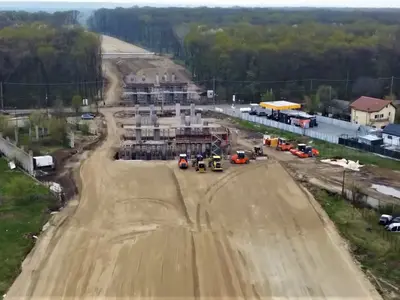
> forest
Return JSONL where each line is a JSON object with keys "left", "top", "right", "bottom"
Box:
{"left": 0, "top": 10, "right": 80, "bottom": 29}
{"left": 89, "top": 7, "right": 400, "bottom": 106}
{"left": 0, "top": 11, "right": 102, "bottom": 109}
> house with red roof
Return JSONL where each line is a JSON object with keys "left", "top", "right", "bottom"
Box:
{"left": 350, "top": 96, "right": 396, "bottom": 128}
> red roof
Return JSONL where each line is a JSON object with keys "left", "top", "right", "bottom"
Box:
{"left": 350, "top": 96, "right": 393, "bottom": 113}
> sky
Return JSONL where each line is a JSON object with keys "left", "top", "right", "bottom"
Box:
{"left": 1, "top": 0, "right": 400, "bottom": 8}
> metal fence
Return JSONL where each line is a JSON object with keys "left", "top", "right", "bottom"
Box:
{"left": 338, "top": 138, "right": 400, "bottom": 159}
{"left": 315, "top": 115, "right": 363, "bottom": 131}
{"left": 220, "top": 108, "right": 340, "bottom": 144}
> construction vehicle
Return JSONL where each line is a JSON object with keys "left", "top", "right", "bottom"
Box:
{"left": 253, "top": 146, "right": 264, "bottom": 156}
{"left": 290, "top": 144, "right": 306, "bottom": 156}
{"left": 192, "top": 154, "right": 204, "bottom": 167}
{"left": 178, "top": 154, "right": 189, "bottom": 169}
{"left": 208, "top": 155, "right": 223, "bottom": 171}
{"left": 248, "top": 146, "right": 268, "bottom": 160}
{"left": 264, "top": 136, "right": 279, "bottom": 147}
{"left": 293, "top": 145, "right": 319, "bottom": 158}
{"left": 230, "top": 150, "right": 250, "bottom": 164}
{"left": 276, "top": 138, "right": 294, "bottom": 151}
{"left": 196, "top": 161, "right": 207, "bottom": 172}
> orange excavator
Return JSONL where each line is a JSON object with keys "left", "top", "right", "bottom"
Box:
{"left": 178, "top": 153, "right": 189, "bottom": 169}
{"left": 276, "top": 138, "right": 294, "bottom": 151}
{"left": 230, "top": 150, "right": 250, "bottom": 164}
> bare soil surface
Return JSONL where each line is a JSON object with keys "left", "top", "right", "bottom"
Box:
{"left": 218, "top": 115, "right": 400, "bottom": 205}
{"left": 5, "top": 37, "right": 382, "bottom": 300}
{"left": 102, "top": 34, "right": 200, "bottom": 102}
{"left": 101, "top": 35, "right": 151, "bottom": 54}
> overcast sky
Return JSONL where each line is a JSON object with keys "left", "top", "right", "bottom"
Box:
{"left": 3, "top": 0, "right": 400, "bottom": 8}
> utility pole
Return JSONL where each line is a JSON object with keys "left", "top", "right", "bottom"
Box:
{"left": 345, "top": 70, "right": 349, "bottom": 99}
{"left": 390, "top": 76, "right": 394, "bottom": 96}
{"left": 0, "top": 81, "right": 3, "bottom": 110}
{"left": 310, "top": 79, "right": 313, "bottom": 92}
{"left": 45, "top": 93, "right": 49, "bottom": 115}
{"left": 212, "top": 77, "right": 216, "bottom": 107}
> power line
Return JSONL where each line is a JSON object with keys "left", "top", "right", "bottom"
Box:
{"left": 2, "top": 76, "right": 400, "bottom": 86}
{"left": 215, "top": 77, "right": 397, "bottom": 84}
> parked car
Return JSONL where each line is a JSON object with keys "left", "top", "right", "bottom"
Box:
{"left": 379, "top": 214, "right": 400, "bottom": 226}
{"left": 81, "top": 113, "right": 95, "bottom": 120}
{"left": 385, "top": 222, "right": 400, "bottom": 232}
{"left": 379, "top": 214, "right": 393, "bottom": 225}
{"left": 257, "top": 111, "right": 267, "bottom": 117}
{"left": 240, "top": 107, "right": 251, "bottom": 113}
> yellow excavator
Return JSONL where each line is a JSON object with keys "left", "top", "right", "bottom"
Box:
{"left": 208, "top": 155, "right": 223, "bottom": 171}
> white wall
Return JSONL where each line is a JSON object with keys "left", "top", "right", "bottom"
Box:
{"left": 383, "top": 133, "right": 400, "bottom": 146}
{"left": 0, "top": 133, "right": 34, "bottom": 175}
{"left": 220, "top": 108, "right": 339, "bottom": 144}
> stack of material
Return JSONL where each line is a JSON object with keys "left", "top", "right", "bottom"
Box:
{"left": 320, "top": 158, "right": 363, "bottom": 171}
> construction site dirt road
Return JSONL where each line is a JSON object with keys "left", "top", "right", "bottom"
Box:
{"left": 6, "top": 36, "right": 382, "bottom": 300}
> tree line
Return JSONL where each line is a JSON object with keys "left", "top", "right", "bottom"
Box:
{"left": 88, "top": 7, "right": 400, "bottom": 109}
{"left": 0, "top": 19, "right": 102, "bottom": 109}
{"left": 88, "top": 7, "right": 400, "bottom": 58}
{"left": 184, "top": 22, "right": 400, "bottom": 104}
{"left": 0, "top": 10, "right": 80, "bottom": 29}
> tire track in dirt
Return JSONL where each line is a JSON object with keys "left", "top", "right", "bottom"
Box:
{"left": 190, "top": 234, "right": 201, "bottom": 300}
{"left": 195, "top": 162, "right": 269, "bottom": 233}
{"left": 169, "top": 167, "right": 193, "bottom": 227}
{"left": 207, "top": 163, "right": 268, "bottom": 204}
{"left": 116, "top": 197, "right": 179, "bottom": 210}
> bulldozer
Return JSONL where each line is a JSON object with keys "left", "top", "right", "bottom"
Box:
{"left": 230, "top": 150, "right": 250, "bottom": 164}
{"left": 178, "top": 153, "right": 189, "bottom": 169}
{"left": 208, "top": 155, "right": 223, "bottom": 171}
{"left": 276, "top": 138, "right": 294, "bottom": 151}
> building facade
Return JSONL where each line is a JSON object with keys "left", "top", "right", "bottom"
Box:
{"left": 350, "top": 96, "right": 396, "bottom": 128}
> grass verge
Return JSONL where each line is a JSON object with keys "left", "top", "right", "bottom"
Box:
{"left": 0, "top": 158, "right": 53, "bottom": 295}
{"left": 232, "top": 118, "right": 400, "bottom": 170}
{"left": 310, "top": 187, "right": 400, "bottom": 296}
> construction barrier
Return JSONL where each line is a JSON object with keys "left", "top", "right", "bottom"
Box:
{"left": 218, "top": 108, "right": 341, "bottom": 144}
{"left": 0, "top": 133, "right": 34, "bottom": 175}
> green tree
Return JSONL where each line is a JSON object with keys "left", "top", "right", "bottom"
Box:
{"left": 261, "top": 89, "right": 275, "bottom": 102}
{"left": 0, "top": 115, "right": 10, "bottom": 132}
{"left": 0, "top": 25, "right": 101, "bottom": 109}
{"left": 48, "top": 118, "right": 68, "bottom": 145}
{"left": 316, "top": 85, "right": 337, "bottom": 115}
{"left": 53, "top": 97, "right": 65, "bottom": 117}
{"left": 304, "top": 95, "right": 320, "bottom": 114}
{"left": 71, "top": 95, "right": 82, "bottom": 114}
